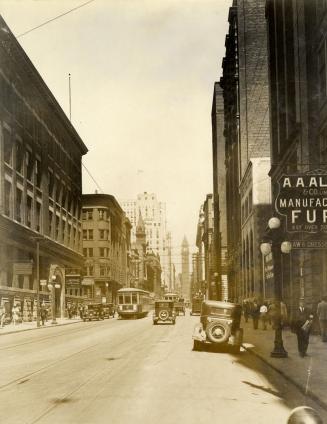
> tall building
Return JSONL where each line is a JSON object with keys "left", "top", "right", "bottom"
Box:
{"left": 202, "top": 195, "right": 216, "bottom": 299}
{"left": 181, "top": 236, "right": 190, "bottom": 300}
{"left": 220, "top": 0, "right": 271, "bottom": 301}
{"left": 121, "top": 192, "right": 171, "bottom": 289}
{"left": 211, "top": 82, "right": 228, "bottom": 300}
{"left": 0, "top": 16, "right": 88, "bottom": 320}
{"left": 82, "top": 194, "right": 131, "bottom": 303}
{"left": 265, "top": 0, "right": 327, "bottom": 311}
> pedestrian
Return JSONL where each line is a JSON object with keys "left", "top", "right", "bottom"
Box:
{"left": 260, "top": 302, "right": 268, "bottom": 330}
{"left": 0, "top": 304, "right": 6, "bottom": 328}
{"left": 251, "top": 300, "right": 260, "bottom": 330}
{"left": 243, "top": 301, "right": 250, "bottom": 323}
{"left": 316, "top": 295, "right": 327, "bottom": 342}
{"left": 67, "top": 304, "right": 72, "bottom": 319}
{"left": 291, "top": 299, "right": 313, "bottom": 357}
{"left": 40, "top": 303, "right": 47, "bottom": 326}
{"left": 12, "top": 304, "right": 20, "bottom": 326}
{"left": 287, "top": 406, "right": 323, "bottom": 424}
{"left": 79, "top": 304, "right": 84, "bottom": 320}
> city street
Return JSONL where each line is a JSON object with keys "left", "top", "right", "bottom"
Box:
{"left": 1, "top": 313, "right": 326, "bottom": 424}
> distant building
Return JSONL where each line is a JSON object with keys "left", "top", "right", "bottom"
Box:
{"left": 181, "top": 236, "right": 190, "bottom": 300}
{"left": 81, "top": 194, "right": 131, "bottom": 303}
{"left": 0, "top": 16, "right": 88, "bottom": 320}
{"left": 121, "top": 192, "right": 172, "bottom": 290}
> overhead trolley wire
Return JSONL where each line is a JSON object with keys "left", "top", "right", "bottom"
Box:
{"left": 17, "top": 0, "right": 96, "bottom": 39}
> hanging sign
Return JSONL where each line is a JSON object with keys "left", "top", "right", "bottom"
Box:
{"left": 275, "top": 171, "right": 327, "bottom": 233}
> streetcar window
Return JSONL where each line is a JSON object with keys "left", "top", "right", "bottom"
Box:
{"left": 132, "top": 294, "right": 137, "bottom": 304}
{"left": 118, "top": 295, "right": 124, "bottom": 304}
{"left": 124, "top": 295, "right": 131, "bottom": 304}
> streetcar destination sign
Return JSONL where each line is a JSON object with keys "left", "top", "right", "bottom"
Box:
{"left": 275, "top": 172, "right": 327, "bottom": 233}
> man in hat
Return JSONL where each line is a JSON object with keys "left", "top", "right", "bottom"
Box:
{"left": 291, "top": 299, "right": 313, "bottom": 357}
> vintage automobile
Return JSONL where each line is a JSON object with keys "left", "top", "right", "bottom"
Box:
{"left": 192, "top": 300, "right": 243, "bottom": 353}
{"left": 190, "top": 296, "right": 203, "bottom": 315}
{"left": 102, "top": 303, "right": 116, "bottom": 319}
{"left": 153, "top": 300, "right": 176, "bottom": 325}
{"left": 83, "top": 303, "right": 105, "bottom": 321}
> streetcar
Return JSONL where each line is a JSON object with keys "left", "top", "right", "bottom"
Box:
{"left": 117, "top": 288, "right": 152, "bottom": 319}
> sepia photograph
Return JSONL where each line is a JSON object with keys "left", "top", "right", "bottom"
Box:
{"left": 0, "top": 0, "right": 327, "bottom": 422}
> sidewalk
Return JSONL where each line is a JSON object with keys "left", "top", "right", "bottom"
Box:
{"left": 0, "top": 317, "right": 82, "bottom": 336}
{"left": 242, "top": 319, "right": 327, "bottom": 409}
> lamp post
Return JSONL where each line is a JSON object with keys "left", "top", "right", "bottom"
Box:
{"left": 105, "top": 282, "right": 109, "bottom": 303}
{"left": 48, "top": 275, "right": 60, "bottom": 325}
{"left": 260, "top": 217, "right": 291, "bottom": 358}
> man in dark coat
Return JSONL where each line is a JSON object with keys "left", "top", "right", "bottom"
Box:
{"left": 251, "top": 300, "right": 260, "bottom": 330}
{"left": 291, "top": 299, "right": 313, "bottom": 357}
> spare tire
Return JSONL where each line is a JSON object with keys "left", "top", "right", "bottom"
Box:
{"left": 159, "top": 310, "right": 169, "bottom": 321}
{"left": 206, "top": 321, "right": 230, "bottom": 344}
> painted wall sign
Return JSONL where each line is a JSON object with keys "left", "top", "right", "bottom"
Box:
{"left": 275, "top": 171, "right": 327, "bottom": 233}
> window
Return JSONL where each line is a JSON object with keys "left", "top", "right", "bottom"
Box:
{"left": 83, "top": 248, "right": 87, "bottom": 257}
{"left": 124, "top": 295, "right": 131, "bottom": 304}
{"left": 55, "top": 178, "right": 61, "bottom": 203}
{"left": 4, "top": 129, "right": 12, "bottom": 166}
{"left": 132, "top": 294, "right": 137, "bottom": 304}
{"left": 82, "top": 211, "right": 87, "bottom": 220}
{"left": 88, "top": 210, "right": 93, "bottom": 220}
{"left": 35, "top": 159, "right": 41, "bottom": 188}
{"left": 88, "top": 266, "right": 94, "bottom": 276}
{"left": 99, "top": 229, "right": 105, "bottom": 239}
{"left": 16, "top": 189, "right": 22, "bottom": 222}
{"left": 119, "top": 295, "right": 124, "bottom": 304}
{"left": 26, "top": 196, "right": 32, "bottom": 228}
{"left": 16, "top": 142, "right": 24, "bottom": 174}
{"left": 36, "top": 202, "right": 41, "bottom": 232}
{"left": 99, "top": 247, "right": 105, "bottom": 257}
{"left": 4, "top": 180, "right": 12, "bottom": 217}
{"left": 49, "top": 211, "right": 53, "bottom": 235}
{"left": 88, "top": 248, "right": 93, "bottom": 257}
{"left": 88, "top": 229, "right": 93, "bottom": 240}
{"left": 100, "top": 266, "right": 106, "bottom": 276}
{"left": 98, "top": 209, "right": 105, "bottom": 220}
{"left": 48, "top": 171, "right": 54, "bottom": 197}
{"left": 26, "top": 150, "right": 34, "bottom": 181}
{"left": 83, "top": 230, "right": 87, "bottom": 240}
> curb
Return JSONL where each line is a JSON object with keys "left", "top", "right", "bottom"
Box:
{"left": 242, "top": 343, "right": 327, "bottom": 411}
{"left": 0, "top": 319, "right": 82, "bottom": 336}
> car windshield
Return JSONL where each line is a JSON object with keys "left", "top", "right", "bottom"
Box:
{"left": 156, "top": 302, "right": 172, "bottom": 308}
{"left": 207, "top": 307, "right": 233, "bottom": 317}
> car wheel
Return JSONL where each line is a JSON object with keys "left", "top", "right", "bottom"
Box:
{"left": 193, "top": 340, "right": 202, "bottom": 351}
{"left": 173, "top": 320, "right": 176, "bottom": 325}
{"left": 153, "top": 321, "right": 158, "bottom": 325}
{"left": 190, "top": 312, "right": 193, "bottom": 316}
{"left": 206, "top": 321, "right": 230, "bottom": 344}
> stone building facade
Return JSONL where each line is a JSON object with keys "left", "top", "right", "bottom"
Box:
{"left": 81, "top": 194, "right": 131, "bottom": 304}
{"left": 0, "top": 16, "right": 88, "bottom": 320}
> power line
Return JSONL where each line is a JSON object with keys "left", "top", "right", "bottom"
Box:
{"left": 82, "top": 162, "right": 104, "bottom": 194}
{"left": 17, "top": 0, "right": 96, "bottom": 39}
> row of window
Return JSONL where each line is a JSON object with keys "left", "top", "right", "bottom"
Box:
{"left": 82, "top": 209, "right": 108, "bottom": 221}
{"left": 82, "top": 229, "right": 110, "bottom": 241}
{"left": 83, "top": 247, "right": 110, "bottom": 258}
{"left": 241, "top": 189, "right": 253, "bottom": 223}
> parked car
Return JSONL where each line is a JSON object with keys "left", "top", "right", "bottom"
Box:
{"left": 192, "top": 300, "right": 243, "bottom": 353}
{"left": 153, "top": 300, "right": 176, "bottom": 325}
{"left": 190, "top": 296, "right": 203, "bottom": 315}
{"left": 83, "top": 303, "right": 104, "bottom": 321}
{"left": 102, "top": 303, "right": 115, "bottom": 319}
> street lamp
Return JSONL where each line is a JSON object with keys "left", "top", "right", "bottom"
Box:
{"left": 48, "top": 275, "right": 60, "bottom": 325}
{"left": 260, "top": 216, "right": 291, "bottom": 358}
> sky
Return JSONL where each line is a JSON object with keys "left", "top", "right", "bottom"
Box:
{"left": 1, "top": 0, "right": 231, "bottom": 264}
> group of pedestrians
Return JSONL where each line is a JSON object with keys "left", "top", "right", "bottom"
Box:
{"left": 243, "top": 299, "right": 287, "bottom": 331}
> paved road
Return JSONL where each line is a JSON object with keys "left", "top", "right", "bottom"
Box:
{"left": 0, "top": 313, "right": 326, "bottom": 424}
